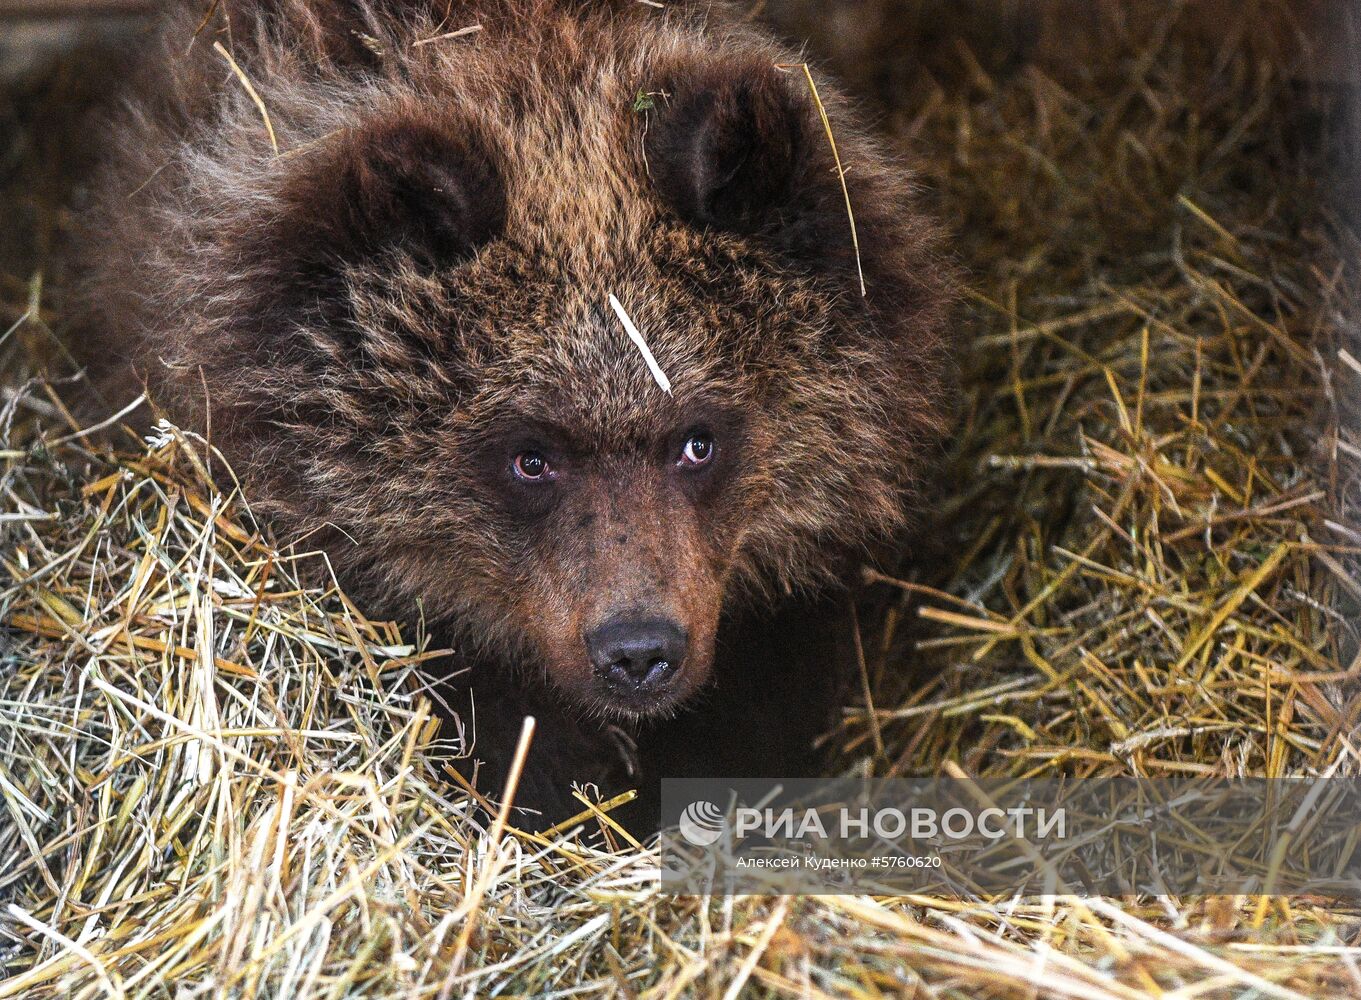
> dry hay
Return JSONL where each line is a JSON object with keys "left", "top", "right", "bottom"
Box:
{"left": 2, "top": 4, "right": 1360, "bottom": 997}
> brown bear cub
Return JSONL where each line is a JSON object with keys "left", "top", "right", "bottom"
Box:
{"left": 73, "top": 0, "right": 956, "bottom": 829}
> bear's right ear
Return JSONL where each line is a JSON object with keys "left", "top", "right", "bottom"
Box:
{"left": 246, "top": 111, "right": 505, "bottom": 336}
{"left": 280, "top": 113, "right": 506, "bottom": 268}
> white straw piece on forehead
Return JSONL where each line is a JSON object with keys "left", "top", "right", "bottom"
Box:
{"left": 608, "top": 293, "right": 673, "bottom": 395}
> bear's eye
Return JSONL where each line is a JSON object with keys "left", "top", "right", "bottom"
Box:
{"left": 513, "top": 451, "right": 552, "bottom": 481}
{"left": 680, "top": 432, "right": 715, "bottom": 467}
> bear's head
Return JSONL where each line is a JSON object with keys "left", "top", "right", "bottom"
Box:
{"left": 175, "top": 12, "right": 955, "bottom": 718}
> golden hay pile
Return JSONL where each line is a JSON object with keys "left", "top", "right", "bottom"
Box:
{"left": 2, "top": 5, "right": 1360, "bottom": 998}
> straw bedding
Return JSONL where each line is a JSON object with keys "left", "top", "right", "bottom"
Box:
{"left": 2, "top": 3, "right": 1359, "bottom": 997}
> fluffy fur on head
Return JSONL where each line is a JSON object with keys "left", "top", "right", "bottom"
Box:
{"left": 73, "top": 0, "right": 956, "bottom": 714}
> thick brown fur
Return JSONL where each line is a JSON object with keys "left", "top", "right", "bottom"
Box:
{"left": 71, "top": 0, "right": 957, "bottom": 829}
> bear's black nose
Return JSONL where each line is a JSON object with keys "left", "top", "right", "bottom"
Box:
{"left": 587, "top": 617, "right": 688, "bottom": 691}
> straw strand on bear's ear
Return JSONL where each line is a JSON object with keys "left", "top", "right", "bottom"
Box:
{"left": 777, "top": 61, "right": 865, "bottom": 296}
{"left": 213, "top": 42, "right": 279, "bottom": 156}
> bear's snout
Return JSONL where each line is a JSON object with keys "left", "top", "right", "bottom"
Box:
{"left": 586, "top": 616, "right": 689, "bottom": 703}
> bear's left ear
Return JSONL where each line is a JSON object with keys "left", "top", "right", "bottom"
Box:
{"left": 643, "top": 60, "right": 810, "bottom": 233}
